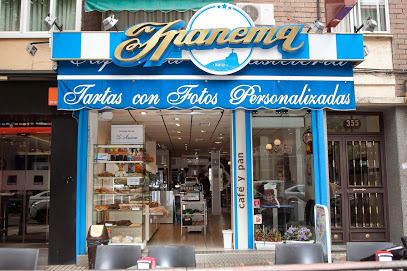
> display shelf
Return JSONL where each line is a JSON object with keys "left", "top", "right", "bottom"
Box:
{"left": 96, "top": 144, "right": 144, "bottom": 148}
{"left": 92, "top": 143, "right": 156, "bottom": 246}
{"left": 181, "top": 200, "right": 207, "bottom": 235}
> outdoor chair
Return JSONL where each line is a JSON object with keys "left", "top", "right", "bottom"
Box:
{"left": 94, "top": 245, "right": 142, "bottom": 269}
{"left": 275, "top": 243, "right": 324, "bottom": 265}
{"left": 148, "top": 245, "right": 196, "bottom": 268}
{"left": 0, "top": 248, "right": 39, "bottom": 270}
{"left": 346, "top": 242, "right": 394, "bottom": 261}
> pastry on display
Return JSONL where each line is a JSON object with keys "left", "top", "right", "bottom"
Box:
{"left": 116, "top": 220, "right": 132, "bottom": 226}
{"left": 94, "top": 205, "right": 109, "bottom": 211}
{"left": 94, "top": 187, "right": 115, "bottom": 194}
{"left": 97, "top": 171, "right": 115, "bottom": 177}
{"left": 108, "top": 203, "right": 119, "bottom": 209}
{"left": 111, "top": 234, "right": 124, "bottom": 243}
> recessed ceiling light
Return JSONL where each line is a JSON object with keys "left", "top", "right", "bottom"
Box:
{"left": 140, "top": 111, "right": 147, "bottom": 115}
{"left": 175, "top": 123, "right": 181, "bottom": 126}
{"left": 218, "top": 136, "right": 224, "bottom": 139}
{"left": 174, "top": 117, "right": 181, "bottom": 121}
{"left": 176, "top": 131, "right": 182, "bottom": 133}
{"left": 201, "top": 130, "right": 206, "bottom": 133}
{"left": 185, "top": 143, "right": 188, "bottom": 145}
{"left": 215, "top": 141, "right": 222, "bottom": 144}
{"left": 219, "top": 133, "right": 223, "bottom": 136}
{"left": 178, "top": 137, "right": 182, "bottom": 140}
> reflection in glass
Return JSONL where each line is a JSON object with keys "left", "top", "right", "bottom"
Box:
{"left": 0, "top": 0, "right": 21, "bottom": 31}
{"left": 350, "top": 192, "right": 384, "bottom": 228}
{"left": 330, "top": 194, "right": 342, "bottom": 227}
{"left": 252, "top": 111, "right": 314, "bottom": 238}
{"left": 328, "top": 141, "right": 341, "bottom": 186}
{"left": 29, "top": 0, "right": 50, "bottom": 31}
{"left": 0, "top": 134, "right": 51, "bottom": 243}
{"left": 347, "top": 141, "right": 381, "bottom": 187}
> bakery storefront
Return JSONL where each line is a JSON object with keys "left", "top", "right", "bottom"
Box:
{"left": 51, "top": 3, "right": 364, "bottom": 259}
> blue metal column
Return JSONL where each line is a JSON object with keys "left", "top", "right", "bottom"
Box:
{"left": 245, "top": 111, "right": 254, "bottom": 249}
{"left": 311, "top": 110, "right": 328, "bottom": 206}
{"left": 76, "top": 109, "right": 88, "bottom": 258}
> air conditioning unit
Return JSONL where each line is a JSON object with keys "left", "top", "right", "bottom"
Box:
{"left": 237, "top": 3, "right": 275, "bottom": 26}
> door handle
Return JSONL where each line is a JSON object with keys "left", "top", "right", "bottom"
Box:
{"left": 352, "top": 188, "right": 366, "bottom": 192}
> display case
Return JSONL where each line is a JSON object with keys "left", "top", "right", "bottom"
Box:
{"left": 92, "top": 144, "right": 153, "bottom": 248}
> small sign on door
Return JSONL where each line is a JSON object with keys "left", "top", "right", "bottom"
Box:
{"left": 254, "top": 214, "right": 262, "bottom": 224}
{"left": 254, "top": 199, "right": 260, "bottom": 208}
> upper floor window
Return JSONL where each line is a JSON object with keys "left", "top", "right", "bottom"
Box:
{"left": 0, "top": 0, "right": 80, "bottom": 37}
{"left": 333, "top": 0, "right": 390, "bottom": 33}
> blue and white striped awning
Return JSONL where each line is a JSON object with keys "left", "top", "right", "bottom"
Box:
{"left": 51, "top": 32, "right": 364, "bottom": 63}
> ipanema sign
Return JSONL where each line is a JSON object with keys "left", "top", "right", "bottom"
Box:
{"left": 113, "top": 3, "right": 305, "bottom": 75}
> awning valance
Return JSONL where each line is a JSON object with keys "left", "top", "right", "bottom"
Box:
{"left": 85, "top": 0, "right": 234, "bottom": 12}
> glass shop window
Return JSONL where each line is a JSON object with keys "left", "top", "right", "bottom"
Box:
{"left": 252, "top": 110, "right": 315, "bottom": 242}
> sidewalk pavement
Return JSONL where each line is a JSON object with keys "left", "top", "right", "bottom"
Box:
{"left": 38, "top": 248, "right": 347, "bottom": 270}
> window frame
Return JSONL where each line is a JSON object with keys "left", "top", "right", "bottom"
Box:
{"left": 354, "top": 0, "right": 390, "bottom": 33}
{"left": 333, "top": 0, "right": 390, "bottom": 33}
{"left": 0, "top": 0, "right": 82, "bottom": 38}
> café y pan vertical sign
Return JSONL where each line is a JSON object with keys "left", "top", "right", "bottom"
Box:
{"left": 52, "top": 3, "right": 364, "bottom": 111}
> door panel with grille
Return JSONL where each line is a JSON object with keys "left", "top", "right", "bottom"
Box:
{"left": 328, "top": 137, "right": 387, "bottom": 243}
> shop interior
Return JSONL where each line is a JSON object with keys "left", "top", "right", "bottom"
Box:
{"left": 92, "top": 109, "right": 314, "bottom": 251}
{"left": 0, "top": 110, "right": 314, "bottom": 250}
{"left": 92, "top": 109, "right": 232, "bottom": 251}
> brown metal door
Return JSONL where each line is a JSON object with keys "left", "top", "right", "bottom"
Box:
{"left": 328, "top": 136, "right": 388, "bottom": 243}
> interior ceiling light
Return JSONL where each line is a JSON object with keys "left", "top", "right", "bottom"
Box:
{"left": 174, "top": 117, "right": 181, "bottom": 121}
{"left": 176, "top": 131, "right": 182, "bottom": 133}
{"left": 140, "top": 111, "right": 147, "bottom": 115}
{"left": 266, "top": 143, "right": 272, "bottom": 150}
{"left": 199, "top": 122, "right": 210, "bottom": 126}
{"left": 228, "top": 161, "right": 231, "bottom": 165}
{"left": 274, "top": 139, "right": 281, "bottom": 146}
{"left": 201, "top": 130, "right": 206, "bottom": 133}
{"left": 175, "top": 123, "right": 181, "bottom": 126}
{"left": 103, "top": 14, "right": 118, "bottom": 31}
{"left": 218, "top": 136, "right": 224, "bottom": 139}
{"left": 215, "top": 141, "right": 222, "bottom": 144}
{"left": 178, "top": 137, "right": 182, "bottom": 140}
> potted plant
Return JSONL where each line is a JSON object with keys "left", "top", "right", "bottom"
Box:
{"left": 283, "top": 226, "right": 313, "bottom": 243}
{"left": 254, "top": 228, "right": 283, "bottom": 250}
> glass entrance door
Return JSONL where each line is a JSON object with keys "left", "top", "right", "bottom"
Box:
{"left": 0, "top": 135, "right": 51, "bottom": 244}
{"left": 328, "top": 136, "right": 387, "bottom": 243}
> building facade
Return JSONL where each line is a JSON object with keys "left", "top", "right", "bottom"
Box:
{"left": 0, "top": 0, "right": 406, "bottom": 265}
